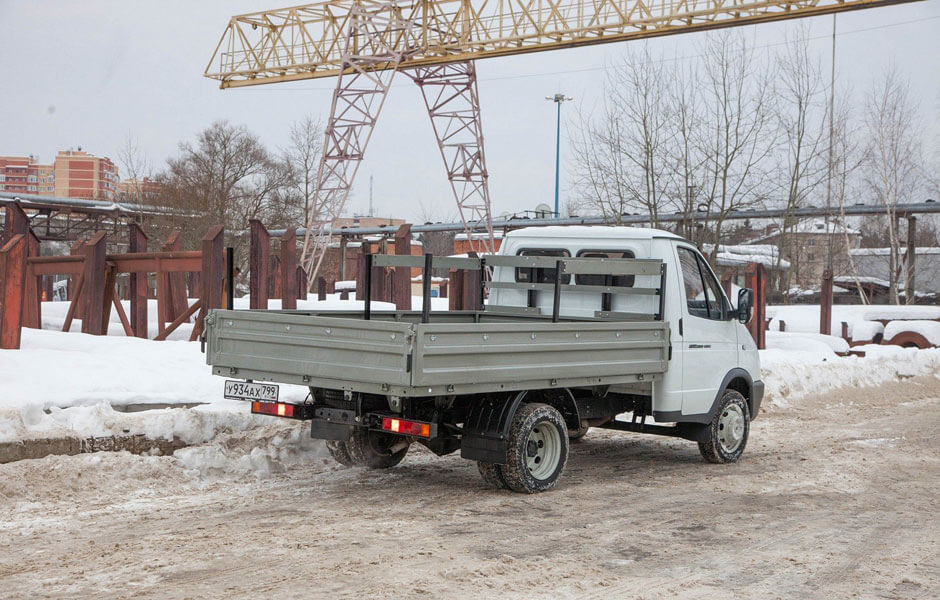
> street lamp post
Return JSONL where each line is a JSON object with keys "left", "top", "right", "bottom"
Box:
{"left": 546, "top": 93, "right": 573, "bottom": 218}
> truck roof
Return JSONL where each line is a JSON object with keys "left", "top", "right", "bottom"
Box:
{"left": 505, "top": 225, "right": 683, "bottom": 241}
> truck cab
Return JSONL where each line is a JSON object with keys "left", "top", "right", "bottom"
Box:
{"left": 491, "top": 226, "right": 762, "bottom": 426}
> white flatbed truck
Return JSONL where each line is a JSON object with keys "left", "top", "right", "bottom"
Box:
{"left": 205, "top": 227, "right": 763, "bottom": 493}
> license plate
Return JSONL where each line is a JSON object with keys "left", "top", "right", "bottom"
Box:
{"left": 224, "top": 380, "right": 279, "bottom": 402}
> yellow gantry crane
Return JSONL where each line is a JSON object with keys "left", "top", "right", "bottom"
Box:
{"left": 205, "top": 0, "right": 917, "bottom": 280}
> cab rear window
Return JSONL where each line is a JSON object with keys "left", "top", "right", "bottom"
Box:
{"left": 575, "top": 250, "right": 635, "bottom": 287}
{"left": 514, "top": 249, "right": 571, "bottom": 284}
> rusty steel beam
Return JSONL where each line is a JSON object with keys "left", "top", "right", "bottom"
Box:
{"left": 745, "top": 262, "right": 767, "bottom": 350}
{"left": 191, "top": 225, "right": 225, "bottom": 342}
{"left": 161, "top": 232, "right": 188, "bottom": 324}
{"left": 62, "top": 274, "right": 84, "bottom": 333}
{"left": 128, "top": 223, "right": 149, "bottom": 339}
{"left": 393, "top": 223, "right": 412, "bottom": 310}
{"left": 820, "top": 269, "right": 833, "bottom": 335}
{"left": 281, "top": 228, "right": 298, "bottom": 310}
{"left": 23, "top": 229, "right": 42, "bottom": 329}
{"left": 80, "top": 232, "right": 108, "bottom": 336}
{"left": 249, "top": 220, "right": 270, "bottom": 310}
{"left": 0, "top": 234, "right": 28, "bottom": 349}
{"left": 108, "top": 252, "right": 203, "bottom": 273}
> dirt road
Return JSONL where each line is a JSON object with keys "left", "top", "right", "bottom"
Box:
{"left": 1, "top": 375, "right": 938, "bottom": 599}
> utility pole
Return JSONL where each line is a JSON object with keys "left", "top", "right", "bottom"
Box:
{"left": 824, "top": 14, "right": 837, "bottom": 271}
{"left": 546, "top": 93, "right": 573, "bottom": 218}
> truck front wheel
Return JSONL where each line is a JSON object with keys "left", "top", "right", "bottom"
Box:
{"left": 698, "top": 390, "right": 750, "bottom": 464}
{"left": 346, "top": 429, "right": 410, "bottom": 469}
{"left": 501, "top": 403, "right": 569, "bottom": 493}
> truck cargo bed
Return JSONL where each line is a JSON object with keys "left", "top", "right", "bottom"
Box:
{"left": 205, "top": 309, "right": 670, "bottom": 397}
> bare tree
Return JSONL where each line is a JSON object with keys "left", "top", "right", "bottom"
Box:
{"left": 117, "top": 133, "right": 154, "bottom": 204}
{"left": 772, "top": 27, "right": 828, "bottom": 298}
{"left": 284, "top": 116, "right": 324, "bottom": 226}
{"left": 157, "top": 120, "right": 293, "bottom": 262}
{"left": 666, "top": 58, "right": 707, "bottom": 242}
{"left": 697, "top": 31, "right": 776, "bottom": 265}
{"left": 862, "top": 66, "right": 924, "bottom": 304}
{"left": 570, "top": 45, "right": 676, "bottom": 225}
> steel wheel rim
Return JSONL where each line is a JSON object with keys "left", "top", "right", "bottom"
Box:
{"left": 718, "top": 404, "right": 746, "bottom": 453}
{"left": 526, "top": 422, "right": 561, "bottom": 480}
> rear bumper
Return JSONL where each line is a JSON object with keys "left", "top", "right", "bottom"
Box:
{"left": 750, "top": 380, "right": 764, "bottom": 421}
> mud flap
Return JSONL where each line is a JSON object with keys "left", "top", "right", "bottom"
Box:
{"left": 310, "top": 407, "right": 357, "bottom": 441}
{"left": 460, "top": 392, "right": 526, "bottom": 464}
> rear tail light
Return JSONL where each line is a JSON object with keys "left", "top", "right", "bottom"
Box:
{"left": 381, "top": 417, "right": 431, "bottom": 438}
{"left": 252, "top": 401, "right": 296, "bottom": 418}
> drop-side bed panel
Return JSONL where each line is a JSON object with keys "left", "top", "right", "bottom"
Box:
{"left": 411, "top": 320, "right": 669, "bottom": 387}
{"left": 205, "top": 310, "right": 413, "bottom": 386}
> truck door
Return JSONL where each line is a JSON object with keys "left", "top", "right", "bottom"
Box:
{"left": 676, "top": 246, "right": 738, "bottom": 417}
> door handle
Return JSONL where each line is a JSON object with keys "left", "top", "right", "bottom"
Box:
{"left": 688, "top": 344, "right": 711, "bottom": 349}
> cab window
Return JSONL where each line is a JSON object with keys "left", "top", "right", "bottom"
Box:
{"left": 678, "top": 247, "right": 708, "bottom": 319}
{"left": 678, "top": 247, "right": 727, "bottom": 320}
{"left": 514, "top": 249, "right": 571, "bottom": 284}
{"left": 575, "top": 250, "right": 635, "bottom": 288}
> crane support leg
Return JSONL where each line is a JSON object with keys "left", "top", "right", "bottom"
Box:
{"left": 301, "top": 2, "right": 414, "bottom": 284}
{"left": 408, "top": 62, "right": 495, "bottom": 254}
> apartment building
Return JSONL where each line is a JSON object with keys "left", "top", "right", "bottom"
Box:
{"left": 53, "top": 149, "right": 118, "bottom": 200}
{"left": 0, "top": 156, "right": 55, "bottom": 196}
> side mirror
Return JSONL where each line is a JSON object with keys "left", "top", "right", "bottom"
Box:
{"left": 737, "top": 288, "right": 754, "bottom": 324}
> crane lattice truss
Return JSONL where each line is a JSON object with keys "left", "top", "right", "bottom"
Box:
{"left": 205, "top": 0, "right": 916, "bottom": 279}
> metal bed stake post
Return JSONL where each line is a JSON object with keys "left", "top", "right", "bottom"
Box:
{"left": 422, "top": 253, "right": 433, "bottom": 323}
{"left": 552, "top": 260, "right": 563, "bottom": 322}
{"left": 657, "top": 263, "right": 667, "bottom": 321}
{"left": 225, "top": 247, "right": 234, "bottom": 311}
{"left": 363, "top": 253, "right": 373, "bottom": 320}
{"left": 478, "top": 257, "right": 486, "bottom": 311}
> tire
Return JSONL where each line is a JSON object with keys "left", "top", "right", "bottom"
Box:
{"left": 698, "top": 390, "right": 750, "bottom": 464}
{"left": 325, "top": 440, "right": 355, "bottom": 467}
{"left": 477, "top": 461, "right": 508, "bottom": 489}
{"left": 346, "top": 428, "right": 410, "bottom": 469}
{"left": 501, "top": 403, "right": 569, "bottom": 494}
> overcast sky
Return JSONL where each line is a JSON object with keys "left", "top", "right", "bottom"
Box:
{"left": 1, "top": 1, "right": 937, "bottom": 222}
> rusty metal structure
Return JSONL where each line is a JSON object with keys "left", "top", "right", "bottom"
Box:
{"left": 0, "top": 192, "right": 183, "bottom": 245}
{"left": 205, "top": 0, "right": 918, "bottom": 283}
{"left": 0, "top": 203, "right": 225, "bottom": 349}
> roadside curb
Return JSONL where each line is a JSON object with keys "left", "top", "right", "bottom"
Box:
{"left": 0, "top": 434, "right": 187, "bottom": 464}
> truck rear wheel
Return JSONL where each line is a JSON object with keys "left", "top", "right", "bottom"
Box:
{"left": 501, "top": 403, "right": 568, "bottom": 493}
{"left": 346, "top": 429, "right": 410, "bottom": 469}
{"left": 698, "top": 390, "right": 750, "bottom": 464}
{"left": 477, "top": 461, "right": 508, "bottom": 489}
{"left": 325, "top": 440, "right": 355, "bottom": 467}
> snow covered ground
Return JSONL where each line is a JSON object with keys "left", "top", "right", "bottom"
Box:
{"left": 767, "top": 303, "right": 940, "bottom": 338}
{"left": 2, "top": 299, "right": 937, "bottom": 459}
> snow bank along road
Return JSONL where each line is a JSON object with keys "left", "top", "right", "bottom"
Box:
{"left": 1, "top": 374, "right": 937, "bottom": 599}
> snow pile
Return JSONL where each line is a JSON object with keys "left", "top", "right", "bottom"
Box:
{"left": 764, "top": 332, "right": 845, "bottom": 358}
{"left": 0, "top": 328, "right": 312, "bottom": 444}
{"left": 766, "top": 331, "right": 850, "bottom": 354}
{"left": 0, "top": 401, "right": 265, "bottom": 445}
{"left": 883, "top": 320, "right": 940, "bottom": 346}
{"left": 759, "top": 345, "right": 940, "bottom": 408}
{"left": 174, "top": 422, "right": 327, "bottom": 479}
{"left": 850, "top": 320, "right": 884, "bottom": 342}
